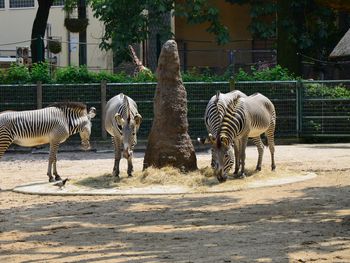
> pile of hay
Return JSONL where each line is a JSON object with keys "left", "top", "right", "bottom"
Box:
{"left": 73, "top": 164, "right": 303, "bottom": 193}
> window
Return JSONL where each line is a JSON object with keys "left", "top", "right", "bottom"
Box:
{"left": 53, "top": 0, "right": 64, "bottom": 6}
{"left": 0, "top": 0, "right": 5, "bottom": 9}
{"left": 9, "top": 0, "right": 34, "bottom": 8}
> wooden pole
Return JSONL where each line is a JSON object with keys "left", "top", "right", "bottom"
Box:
{"left": 100, "top": 80, "right": 107, "bottom": 139}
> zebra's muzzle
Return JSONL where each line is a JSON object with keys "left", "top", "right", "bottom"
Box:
{"left": 215, "top": 169, "right": 228, "bottom": 183}
{"left": 81, "top": 140, "right": 91, "bottom": 151}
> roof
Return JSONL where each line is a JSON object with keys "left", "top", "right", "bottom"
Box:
{"left": 329, "top": 28, "right": 350, "bottom": 58}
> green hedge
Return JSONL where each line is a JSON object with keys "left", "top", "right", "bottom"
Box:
{"left": 0, "top": 63, "right": 299, "bottom": 84}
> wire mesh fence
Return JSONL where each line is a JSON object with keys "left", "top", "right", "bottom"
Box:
{"left": 0, "top": 81, "right": 349, "bottom": 144}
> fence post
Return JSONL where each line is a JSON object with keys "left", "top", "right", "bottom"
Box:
{"left": 296, "top": 80, "right": 303, "bottom": 138}
{"left": 36, "top": 81, "right": 42, "bottom": 109}
{"left": 229, "top": 78, "right": 235, "bottom": 91}
{"left": 100, "top": 80, "right": 107, "bottom": 140}
{"left": 183, "top": 42, "right": 188, "bottom": 73}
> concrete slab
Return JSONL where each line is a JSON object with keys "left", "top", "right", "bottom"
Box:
{"left": 12, "top": 172, "right": 317, "bottom": 196}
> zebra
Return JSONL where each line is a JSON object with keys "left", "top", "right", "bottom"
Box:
{"left": 105, "top": 93, "right": 142, "bottom": 178}
{"left": 198, "top": 90, "right": 247, "bottom": 177}
{"left": 215, "top": 92, "right": 276, "bottom": 182}
{"left": 0, "top": 102, "right": 96, "bottom": 182}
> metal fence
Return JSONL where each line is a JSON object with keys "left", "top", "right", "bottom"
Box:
{"left": 0, "top": 81, "right": 349, "bottom": 143}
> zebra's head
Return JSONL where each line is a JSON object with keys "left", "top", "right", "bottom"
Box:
{"left": 197, "top": 133, "right": 234, "bottom": 182}
{"left": 214, "top": 135, "right": 234, "bottom": 182}
{"left": 79, "top": 107, "right": 96, "bottom": 151}
{"left": 114, "top": 96, "right": 142, "bottom": 159}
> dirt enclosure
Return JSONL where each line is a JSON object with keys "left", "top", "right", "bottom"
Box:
{"left": 0, "top": 143, "right": 349, "bottom": 262}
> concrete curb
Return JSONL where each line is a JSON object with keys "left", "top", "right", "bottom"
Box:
{"left": 12, "top": 173, "right": 317, "bottom": 196}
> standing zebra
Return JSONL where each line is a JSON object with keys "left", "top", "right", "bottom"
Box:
{"left": 198, "top": 90, "right": 247, "bottom": 177}
{"left": 0, "top": 103, "right": 96, "bottom": 182}
{"left": 215, "top": 93, "right": 276, "bottom": 182}
{"left": 105, "top": 93, "right": 142, "bottom": 178}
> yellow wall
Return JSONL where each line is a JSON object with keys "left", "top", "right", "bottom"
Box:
{"left": 0, "top": 1, "right": 113, "bottom": 71}
{"left": 175, "top": 1, "right": 252, "bottom": 69}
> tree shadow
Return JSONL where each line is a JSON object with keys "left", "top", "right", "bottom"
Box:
{"left": 1, "top": 182, "right": 349, "bottom": 262}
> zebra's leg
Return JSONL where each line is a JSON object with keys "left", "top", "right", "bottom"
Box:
{"left": 127, "top": 156, "right": 133, "bottom": 177}
{"left": 0, "top": 135, "right": 13, "bottom": 160}
{"left": 239, "top": 136, "right": 249, "bottom": 178}
{"left": 252, "top": 136, "right": 264, "bottom": 171}
{"left": 233, "top": 140, "right": 240, "bottom": 176}
{"left": 48, "top": 141, "right": 60, "bottom": 182}
{"left": 210, "top": 147, "right": 216, "bottom": 169}
{"left": 112, "top": 136, "right": 122, "bottom": 178}
{"left": 266, "top": 127, "right": 276, "bottom": 171}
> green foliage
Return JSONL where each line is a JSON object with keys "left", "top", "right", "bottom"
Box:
{"left": 234, "top": 65, "right": 297, "bottom": 81}
{"left": 174, "top": 0, "right": 230, "bottom": 45}
{"left": 182, "top": 67, "right": 227, "bottom": 82}
{"left": 133, "top": 70, "right": 156, "bottom": 82}
{"left": 30, "top": 63, "right": 51, "bottom": 83}
{"left": 55, "top": 65, "right": 96, "bottom": 84}
{"left": 63, "top": 0, "right": 230, "bottom": 65}
{"left": 0, "top": 69, "right": 6, "bottom": 84}
{"left": 6, "top": 64, "right": 31, "bottom": 84}
{"left": 225, "top": 0, "right": 347, "bottom": 61}
{"left": 305, "top": 83, "right": 350, "bottom": 98}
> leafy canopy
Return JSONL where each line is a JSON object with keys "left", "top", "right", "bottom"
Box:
{"left": 64, "top": 0, "right": 230, "bottom": 61}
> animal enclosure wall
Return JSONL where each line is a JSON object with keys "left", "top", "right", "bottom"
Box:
{"left": 0, "top": 81, "right": 349, "bottom": 143}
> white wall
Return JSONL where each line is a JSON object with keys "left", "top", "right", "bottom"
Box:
{"left": 0, "top": 1, "right": 113, "bottom": 71}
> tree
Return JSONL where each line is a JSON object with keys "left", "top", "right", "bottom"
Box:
{"left": 87, "top": 0, "right": 230, "bottom": 65}
{"left": 226, "top": 0, "right": 349, "bottom": 75}
{"left": 31, "top": 0, "right": 54, "bottom": 63}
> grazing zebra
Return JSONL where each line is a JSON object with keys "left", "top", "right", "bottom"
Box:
{"left": 0, "top": 103, "right": 96, "bottom": 182}
{"left": 215, "top": 93, "right": 276, "bottom": 182}
{"left": 105, "top": 93, "right": 142, "bottom": 178}
{"left": 198, "top": 90, "right": 247, "bottom": 177}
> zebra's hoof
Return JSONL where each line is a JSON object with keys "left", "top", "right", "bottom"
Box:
{"left": 128, "top": 174, "right": 133, "bottom": 178}
{"left": 55, "top": 176, "right": 62, "bottom": 181}
{"left": 239, "top": 173, "right": 246, "bottom": 179}
{"left": 48, "top": 177, "right": 55, "bottom": 183}
{"left": 255, "top": 167, "right": 262, "bottom": 172}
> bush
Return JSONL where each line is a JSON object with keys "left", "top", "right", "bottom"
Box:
{"left": 54, "top": 65, "right": 97, "bottom": 83}
{"left": 234, "top": 65, "right": 297, "bottom": 81}
{"left": 6, "top": 63, "right": 30, "bottom": 84}
{"left": 182, "top": 67, "right": 227, "bottom": 82}
{"left": 30, "top": 63, "right": 51, "bottom": 83}
{"left": 305, "top": 83, "right": 350, "bottom": 98}
{"left": 0, "top": 68, "right": 6, "bottom": 84}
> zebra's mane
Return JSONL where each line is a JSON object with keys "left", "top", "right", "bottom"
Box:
{"left": 227, "top": 97, "right": 241, "bottom": 112}
{"left": 50, "top": 102, "right": 87, "bottom": 112}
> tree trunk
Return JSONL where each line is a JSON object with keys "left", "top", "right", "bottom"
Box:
{"left": 277, "top": 0, "right": 301, "bottom": 76}
{"left": 30, "top": 0, "right": 54, "bottom": 64}
{"left": 143, "top": 40, "right": 197, "bottom": 172}
{"left": 78, "top": 0, "right": 87, "bottom": 66}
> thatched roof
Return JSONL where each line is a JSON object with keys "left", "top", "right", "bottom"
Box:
{"left": 330, "top": 28, "right": 350, "bottom": 58}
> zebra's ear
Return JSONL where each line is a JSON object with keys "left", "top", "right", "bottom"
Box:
{"left": 88, "top": 107, "right": 96, "bottom": 119}
{"left": 215, "top": 91, "right": 220, "bottom": 103}
{"left": 220, "top": 136, "right": 229, "bottom": 147}
{"left": 114, "top": 113, "right": 125, "bottom": 127}
{"left": 208, "top": 133, "right": 216, "bottom": 144}
{"left": 134, "top": 114, "right": 142, "bottom": 128}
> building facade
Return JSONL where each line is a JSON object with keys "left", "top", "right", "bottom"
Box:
{"left": 0, "top": 1, "right": 274, "bottom": 74}
{"left": 0, "top": 0, "right": 113, "bottom": 71}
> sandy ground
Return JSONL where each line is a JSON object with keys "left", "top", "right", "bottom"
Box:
{"left": 0, "top": 143, "right": 350, "bottom": 263}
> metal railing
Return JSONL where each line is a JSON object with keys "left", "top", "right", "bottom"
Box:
{"left": 0, "top": 81, "right": 349, "bottom": 142}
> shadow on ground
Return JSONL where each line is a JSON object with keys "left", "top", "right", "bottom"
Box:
{"left": 1, "top": 183, "right": 349, "bottom": 262}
